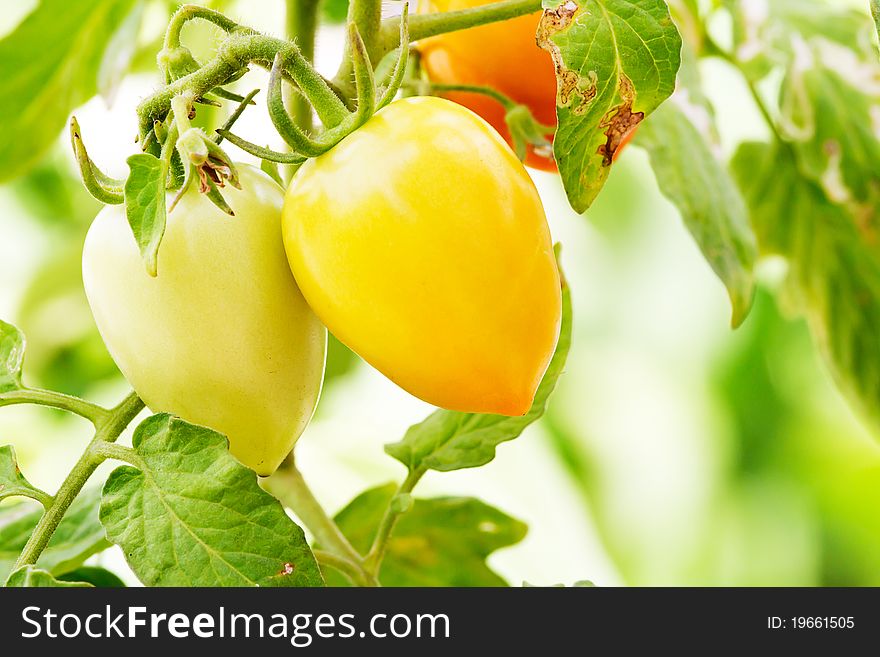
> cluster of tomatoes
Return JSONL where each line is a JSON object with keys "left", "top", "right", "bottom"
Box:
{"left": 81, "top": 2, "right": 575, "bottom": 476}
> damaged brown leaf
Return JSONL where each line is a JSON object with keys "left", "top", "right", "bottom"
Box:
{"left": 539, "top": 0, "right": 682, "bottom": 213}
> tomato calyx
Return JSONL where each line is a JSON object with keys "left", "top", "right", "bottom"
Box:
{"left": 504, "top": 104, "right": 554, "bottom": 163}
{"left": 170, "top": 96, "right": 241, "bottom": 215}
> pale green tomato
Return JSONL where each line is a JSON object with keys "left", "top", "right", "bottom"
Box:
{"left": 82, "top": 164, "right": 326, "bottom": 476}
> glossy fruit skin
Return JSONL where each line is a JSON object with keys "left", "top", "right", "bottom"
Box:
{"left": 83, "top": 165, "right": 326, "bottom": 476}
{"left": 418, "top": 0, "right": 558, "bottom": 171}
{"left": 282, "top": 96, "right": 561, "bottom": 416}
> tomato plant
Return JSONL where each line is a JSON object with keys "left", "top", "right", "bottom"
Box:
{"left": 0, "top": 0, "right": 877, "bottom": 592}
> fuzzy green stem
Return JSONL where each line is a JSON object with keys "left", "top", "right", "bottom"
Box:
{"left": 140, "top": 0, "right": 542, "bottom": 135}
{"left": 313, "top": 550, "right": 373, "bottom": 586}
{"left": 382, "top": 0, "right": 540, "bottom": 46}
{"left": 214, "top": 88, "right": 260, "bottom": 144}
{"left": 346, "top": 0, "right": 384, "bottom": 65}
{"left": 286, "top": 0, "right": 320, "bottom": 133}
{"left": 333, "top": 0, "right": 541, "bottom": 97}
{"left": 265, "top": 463, "right": 362, "bottom": 563}
{"left": 11, "top": 392, "right": 144, "bottom": 571}
{"left": 406, "top": 81, "right": 517, "bottom": 109}
{"left": 91, "top": 442, "right": 140, "bottom": 466}
{"left": 363, "top": 467, "right": 425, "bottom": 575}
{"left": 164, "top": 4, "right": 241, "bottom": 50}
{"left": 70, "top": 117, "right": 124, "bottom": 205}
{"left": 0, "top": 388, "right": 109, "bottom": 425}
{"left": 264, "top": 460, "right": 379, "bottom": 586}
{"left": 138, "top": 32, "right": 283, "bottom": 138}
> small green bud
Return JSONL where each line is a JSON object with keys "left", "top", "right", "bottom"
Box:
{"left": 390, "top": 492, "right": 414, "bottom": 514}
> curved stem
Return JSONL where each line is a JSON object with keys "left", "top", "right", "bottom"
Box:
{"left": 263, "top": 459, "right": 379, "bottom": 586}
{"left": 70, "top": 117, "right": 124, "bottom": 204}
{"left": 703, "top": 36, "right": 783, "bottom": 143}
{"left": 349, "top": 23, "right": 377, "bottom": 125}
{"left": 279, "top": 46, "right": 350, "bottom": 128}
{"left": 346, "top": 0, "right": 384, "bottom": 65}
{"left": 314, "top": 550, "right": 378, "bottom": 587}
{"left": 376, "top": 7, "right": 410, "bottom": 109}
{"left": 405, "top": 81, "right": 517, "bottom": 109}
{"left": 265, "top": 461, "right": 363, "bottom": 564}
{"left": 268, "top": 54, "right": 327, "bottom": 156}
{"left": 363, "top": 467, "right": 425, "bottom": 575}
{"left": 164, "top": 4, "right": 241, "bottom": 50}
{"left": 91, "top": 442, "right": 140, "bottom": 466}
{"left": 138, "top": 33, "right": 283, "bottom": 138}
{"left": 12, "top": 392, "right": 144, "bottom": 571}
{"left": 0, "top": 388, "right": 109, "bottom": 426}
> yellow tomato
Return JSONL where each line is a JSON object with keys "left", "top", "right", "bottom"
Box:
{"left": 83, "top": 164, "right": 326, "bottom": 475}
{"left": 282, "top": 97, "right": 561, "bottom": 416}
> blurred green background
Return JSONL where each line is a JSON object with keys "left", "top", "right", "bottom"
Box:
{"left": 1, "top": 0, "right": 878, "bottom": 586}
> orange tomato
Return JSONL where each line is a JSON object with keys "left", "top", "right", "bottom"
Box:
{"left": 418, "top": 0, "right": 558, "bottom": 171}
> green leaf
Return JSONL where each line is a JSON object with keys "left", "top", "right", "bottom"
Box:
{"left": 100, "top": 414, "right": 323, "bottom": 587}
{"left": 636, "top": 102, "right": 757, "bottom": 327}
{"left": 873, "top": 0, "right": 880, "bottom": 43}
{"left": 97, "top": 1, "right": 145, "bottom": 101}
{"left": 385, "top": 266, "right": 572, "bottom": 473}
{"left": 779, "top": 60, "right": 880, "bottom": 212}
{"left": 725, "top": 0, "right": 873, "bottom": 76}
{"left": 0, "top": 0, "right": 142, "bottom": 181}
{"left": 0, "top": 486, "right": 110, "bottom": 581}
{"left": 0, "top": 320, "right": 25, "bottom": 393}
{"left": 732, "top": 142, "right": 880, "bottom": 433}
{"left": 328, "top": 485, "right": 527, "bottom": 586}
{"left": 124, "top": 153, "right": 168, "bottom": 277}
{"left": 538, "top": 0, "right": 681, "bottom": 212}
{"left": 58, "top": 566, "right": 126, "bottom": 587}
{"left": 6, "top": 565, "right": 93, "bottom": 588}
{"left": 0, "top": 445, "right": 50, "bottom": 505}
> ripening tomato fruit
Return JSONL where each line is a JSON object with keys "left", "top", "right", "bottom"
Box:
{"left": 419, "top": 0, "right": 637, "bottom": 171}
{"left": 418, "top": 0, "right": 558, "bottom": 171}
{"left": 83, "top": 164, "right": 326, "bottom": 476}
{"left": 282, "top": 97, "right": 561, "bottom": 416}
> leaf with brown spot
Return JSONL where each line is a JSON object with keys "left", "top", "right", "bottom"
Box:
{"left": 539, "top": 0, "right": 682, "bottom": 212}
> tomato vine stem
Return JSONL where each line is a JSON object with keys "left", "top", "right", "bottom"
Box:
{"left": 10, "top": 391, "right": 145, "bottom": 573}
{"left": 163, "top": 4, "right": 241, "bottom": 51}
{"left": 264, "top": 458, "right": 379, "bottom": 587}
{"left": 137, "top": 0, "right": 543, "bottom": 143}
{"left": 379, "top": 0, "right": 541, "bottom": 50}
{"left": 702, "top": 35, "right": 784, "bottom": 144}
{"left": 343, "top": 0, "right": 384, "bottom": 74}
{"left": 0, "top": 388, "right": 109, "bottom": 426}
{"left": 312, "top": 550, "right": 371, "bottom": 584}
{"left": 363, "top": 467, "right": 425, "bottom": 576}
{"left": 286, "top": 0, "right": 321, "bottom": 136}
